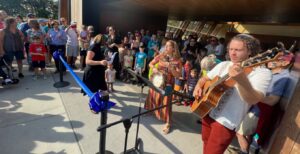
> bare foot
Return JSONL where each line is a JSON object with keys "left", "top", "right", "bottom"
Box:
{"left": 162, "top": 123, "right": 171, "bottom": 134}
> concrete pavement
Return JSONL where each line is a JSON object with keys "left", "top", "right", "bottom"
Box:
{"left": 0, "top": 64, "right": 203, "bottom": 154}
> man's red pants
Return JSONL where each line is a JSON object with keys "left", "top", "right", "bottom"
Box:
{"left": 202, "top": 116, "right": 235, "bottom": 154}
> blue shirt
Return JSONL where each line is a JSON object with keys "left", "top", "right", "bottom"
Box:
{"left": 48, "top": 28, "right": 67, "bottom": 45}
{"left": 135, "top": 52, "right": 147, "bottom": 68}
{"left": 20, "top": 22, "right": 30, "bottom": 36}
{"left": 147, "top": 40, "right": 159, "bottom": 58}
{"left": 267, "top": 69, "right": 290, "bottom": 97}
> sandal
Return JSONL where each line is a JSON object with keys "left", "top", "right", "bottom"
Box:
{"left": 162, "top": 124, "right": 171, "bottom": 134}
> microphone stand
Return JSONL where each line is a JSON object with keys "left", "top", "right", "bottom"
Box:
{"left": 97, "top": 69, "right": 194, "bottom": 153}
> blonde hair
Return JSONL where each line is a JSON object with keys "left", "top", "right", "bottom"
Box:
{"left": 201, "top": 54, "right": 217, "bottom": 71}
{"left": 164, "top": 40, "right": 181, "bottom": 59}
{"left": 93, "top": 34, "right": 104, "bottom": 44}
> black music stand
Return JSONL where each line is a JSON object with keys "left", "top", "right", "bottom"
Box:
{"left": 97, "top": 69, "right": 193, "bottom": 154}
{"left": 122, "top": 69, "right": 164, "bottom": 154}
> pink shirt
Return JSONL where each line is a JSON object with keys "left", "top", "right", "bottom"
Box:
{"left": 0, "top": 21, "right": 5, "bottom": 29}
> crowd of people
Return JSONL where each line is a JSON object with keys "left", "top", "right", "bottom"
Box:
{"left": 0, "top": 10, "right": 298, "bottom": 154}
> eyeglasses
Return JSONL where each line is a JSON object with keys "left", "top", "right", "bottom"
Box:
{"left": 211, "top": 40, "right": 217, "bottom": 42}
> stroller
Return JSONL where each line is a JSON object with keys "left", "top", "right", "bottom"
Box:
{"left": 0, "top": 56, "right": 19, "bottom": 85}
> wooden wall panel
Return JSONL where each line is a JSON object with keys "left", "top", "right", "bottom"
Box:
{"left": 269, "top": 82, "right": 300, "bottom": 154}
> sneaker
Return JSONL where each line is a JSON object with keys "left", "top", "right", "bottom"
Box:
{"left": 189, "top": 101, "right": 193, "bottom": 107}
{"left": 4, "top": 78, "right": 13, "bottom": 84}
{"left": 183, "top": 101, "right": 189, "bottom": 106}
{"left": 18, "top": 73, "right": 24, "bottom": 78}
{"left": 32, "top": 75, "right": 38, "bottom": 80}
{"left": 43, "top": 75, "right": 47, "bottom": 80}
{"left": 54, "top": 70, "right": 59, "bottom": 74}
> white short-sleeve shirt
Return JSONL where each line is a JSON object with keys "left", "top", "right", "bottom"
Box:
{"left": 206, "top": 61, "right": 271, "bottom": 130}
{"left": 66, "top": 28, "right": 79, "bottom": 46}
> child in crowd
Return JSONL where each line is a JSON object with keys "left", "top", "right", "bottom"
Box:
{"left": 118, "top": 47, "right": 126, "bottom": 77}
{"left": 173, "top": 58, "right": 186, "bottom": 104}
{"left": 183, "top": 56, "right": 193, "bottom": 81}
{"left": 80, "top": 42, "right": 89, "bottom": 71}
{"left": 29, "top": 36, "right": 47, "bottom": 80}
{"left": 184, "top": 69, "right": 199, "bottom": 106}
{"left": 123, "top": 49, "right": 133, "bottom": 82}
{"left": 134, "top": 43, "right": 147, "bottom": 76}
{"left": 105, "top": 63, "right": 116, "bottom": 92}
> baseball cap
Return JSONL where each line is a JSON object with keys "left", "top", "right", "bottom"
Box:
{"left": 70, "top": 21, "right": 77, "bottom": 25}
{"left": 38, "top": 19, "right": 48, "bottom": 23}
{"left": 27, "top": 13, "right": 35, "bottom": 18}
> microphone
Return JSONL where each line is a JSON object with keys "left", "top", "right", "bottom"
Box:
{"left": 165, "top": 55, "right": 170, "bottom": 62}
{"left": 125, "top": 68, "right": 166, "bottom": 95}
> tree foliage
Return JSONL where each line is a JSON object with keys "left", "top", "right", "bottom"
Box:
{"left": 0, "top": 0, "right": 58, "bottom": 18}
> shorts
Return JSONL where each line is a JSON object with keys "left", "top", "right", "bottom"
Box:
{"left": 135, "top": 67, "right": 143, "bottom": 75}
{"left": 236, "top": 112, "right": 259, "bottom": 136}
{"left": 80, "top": 49, "right": 87, "bottom": 56}
{"left": 5, "top": 51, "right": 24, "bottom": 63}
{"left": 32, "top": 61, "right": 46, "bottom": 69}
{"left": 66, "top": 45, "right": 79, "bottom": 57}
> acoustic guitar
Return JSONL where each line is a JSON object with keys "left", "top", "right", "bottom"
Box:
{"left": 191, "top": 48, "right": 284, "bottom": 118}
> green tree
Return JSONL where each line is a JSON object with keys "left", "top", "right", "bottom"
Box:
{"left": 0, "top": 0, "right": 58, "bottom": 18}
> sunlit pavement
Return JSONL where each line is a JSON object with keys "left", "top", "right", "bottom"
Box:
{"left": 0, "top": 63, "right": 202, "bottom": 154}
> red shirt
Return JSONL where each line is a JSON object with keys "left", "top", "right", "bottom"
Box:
{"left": 0, "top": 21, "right": 5, "bottom": 29}
{"left": 29, "top": 43, "right": 47, "bottom": 61}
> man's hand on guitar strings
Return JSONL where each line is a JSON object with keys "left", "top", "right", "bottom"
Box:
{"left": 193, "top": 86, "right": 202, "bottom": 99}
{"left": 229, "top": 63, "right": 246, "bottom": 82}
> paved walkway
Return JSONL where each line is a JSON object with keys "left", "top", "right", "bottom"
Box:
{"left": 0, "top": 64, "right": 203, "bottom": 154}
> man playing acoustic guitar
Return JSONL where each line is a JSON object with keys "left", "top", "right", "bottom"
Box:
{"left": 193, "top": 34, "right": 272, "bottom": 154}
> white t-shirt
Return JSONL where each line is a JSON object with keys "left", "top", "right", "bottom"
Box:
{"left": 66, "top": 28, "right": 79, "bottom": 46}
{"left": 205, "top": 44, "right": 218, "bottom": 55}
{"left": 105, "top": 69, "right": 116, "bottom": 83}
{"left": 206, "top": 61, "right": 271, "bottom": 130}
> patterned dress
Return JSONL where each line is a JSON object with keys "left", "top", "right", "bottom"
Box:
{"left": 145, "top": 54, "right": 181, "bottom": 122}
